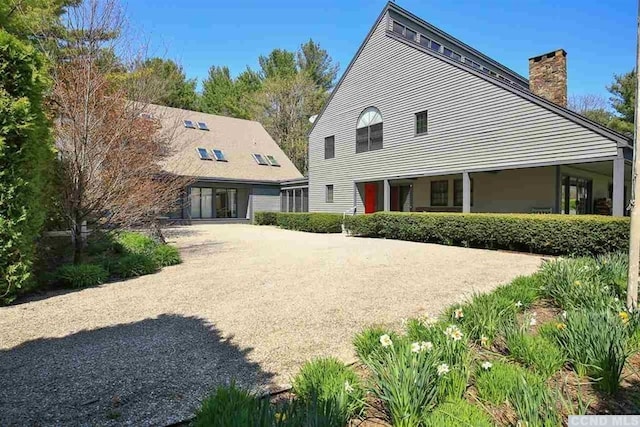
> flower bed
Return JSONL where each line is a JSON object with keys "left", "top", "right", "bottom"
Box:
{"left": 194, "top": 253, "right": 640, "bottom": 425}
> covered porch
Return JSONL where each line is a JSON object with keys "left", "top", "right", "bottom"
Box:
{"left": 355, "top": 156, "right": 632, "bottom": 217}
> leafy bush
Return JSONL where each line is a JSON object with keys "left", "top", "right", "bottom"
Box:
{"left": 152, "top": 244, "right": 181, "bottom": 267}
{"left": 116, "top": 231, "right": 157, "bottom": 254}
{"left": 0, "top": 30, "right": 54, "bottom": 304}
{"left": 365, "top": 339, "right": 441, "bottom": 427}
{"left": 344, "top": 213, "right": 629, "bottom": 256}
{"left": 255, "top": 212, "right": 343, "bottom": 233}
{"left": 56, "top": 263, "right": 109, "bottom": 288}
{"left": 539, "top": 257, "right": 622, "bottom": 311}
{"left": 353, "top": 326, "right": 400, "bottom": 364}
{"left": 292, "top": 357, "right": 365, "bottom": 422}
{"left": 596, "top": 252, "right": 629, "bottom": 298}
{"left": 548, "top": 309, "right": 629, "bottom": 393}
{"left": 114, "top": 253, "right": 158, "bottom": 278}
{"left": 254, "top": 211, "right": 278, "bottom": 225}
{"left": 505, "top": 327, "right": 565, "bottom": 378}
{"left": 424, "top": 399, "right": 493, "bottom": 427}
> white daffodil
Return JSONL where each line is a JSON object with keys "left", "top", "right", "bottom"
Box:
{"left": 450, "top": 328, "right": 463, "bottom": 341}
{"left": 481, "top": 361, "right": 493, "bottom": 370}
{"left": 437, "top": 363, "right": 450, "bottom": 376}
{"left": 454, "top": 308, "right": 464, "bottom": 319}
{"left": 561, "top": 310, "right": 567, "bottom": 319}
{"left": 380, "top": 334, "right": 393, "bottom": 347}
{"left": 420, "top": 341, "right": 433, "bottom": 352}
{"left": 480, "top": 335, "right": 489, "bottom": 347}
{"left": 529, "top": 317, "right": 537, "bottom": 326}
{"left": 344, "top": 381, "right": 354, "bottom": 393}
{"left": 515, "top": 301, "right": 523, "bottom": 308}
{"left": 411, "top": 342, "right": 421, "bottom": 353}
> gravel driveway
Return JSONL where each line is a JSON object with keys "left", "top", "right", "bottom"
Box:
{"left": 0, "top": 224, "right": 543, "bottom": 426}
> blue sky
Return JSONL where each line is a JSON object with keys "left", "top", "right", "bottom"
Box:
{"left": 126, "top": 0, "right": 635, "bottom": 99}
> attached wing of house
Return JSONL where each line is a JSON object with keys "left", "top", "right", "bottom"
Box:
{"left": 148, "top": 104, "right": 304, "bottom": 222}
{"left": 308, "top": 2, "right": 632, "bottom": 217}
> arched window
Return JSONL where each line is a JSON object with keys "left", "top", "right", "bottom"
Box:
{"left": 356, "top": 107, "right": 383, "bottom": 153}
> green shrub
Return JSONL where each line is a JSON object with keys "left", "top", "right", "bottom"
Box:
{"left": 194, "top": 383, "right": 272, "bottom": 427}
{"left": 505, "top": 327, "right": 565, "bottom": 378}
{"left": 353, "top": 326, "right": 400, "bottom": 364}
{"left": 0, "top": 30, "right": 54, "bottom": 304}
{"left": 292, "top": 357, "right": 365, "bottom": 422}
{"left": 596, "top": 252, "right": 629, "bottom": 298}
{"left": 424, "top": 399, "right": 493, "bottom": 427}
{"left": 539, "top": 257, "right": 621, "bottom": 311}
{"left": 152, "top": 244, "right": 181, "bottom": 267}
{"left": 343, "top": 213, "right": 629, "bottom": 256}
{"left": 56, "top": 263, "right": 109, "bottom": 288}
{"left": 114, "top": 253, "right": 158, "bottom": 278}
{"left": 255, "top": 212, "right": 344, "bottom": 233}
{"left": 86, "top": 233, "right": 119, "bottom": 256}
{"left": 549, "top": 309, "right": 629, "bottom": 393}
{"left": 254, "top": 211, "right": 278, "bottom": 225}
{"left": 365, "top": 339, "right": 441, "bottom": 427}
{"left": 509, "top": 374, "right": 559, "bottom": 426}
{"left": 116, "top": 231, "right": 158, "bottom": 254}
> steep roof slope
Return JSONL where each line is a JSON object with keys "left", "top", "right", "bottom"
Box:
{"left": 150, "top": 105, "right": 304, "bottom": 182}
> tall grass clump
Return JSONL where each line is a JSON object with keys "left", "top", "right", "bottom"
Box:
{"left": 353, "top": 326, "right": 400, "bottom": 364}
{"left": 114, "top": 253, "right": 159, "bottom": 278}
{"left": 365, "top": 336, "right": 441, "bottom": 426}
{"left": 292, "top": 358, "right": 365, "bottom": 423}
{"left": 538, "top": 257, "right": 621, "bottom": 311}
{"left": 549, "top": 310, "right": 629, "bottom": 393}
{"left": 505, "top": 326, "right": 565, "bottom": 378}
{"left": 116, "top": 231, "right": 157, "bottom": 254}
{"left": 475, "top": 360, "right": 531, "bottom": 405}
{"left": 493, "top": 274, "right": 541, "bottom": 309}
{"left": 152, "top": 244, "right": 181, "bottom": 267}
{"left": 194, "top": 383, "right": 273, "bottom": 427}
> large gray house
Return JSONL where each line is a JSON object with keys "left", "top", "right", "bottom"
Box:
{"left": 307, "top": 2, "right": 633, "bottom": 217}
{"left": 151, "top": 105, "right": 305, "bottom": 222}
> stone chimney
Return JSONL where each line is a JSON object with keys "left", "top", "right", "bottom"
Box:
{"left": 528, "top": 49, "right": 567, "bottom": 107}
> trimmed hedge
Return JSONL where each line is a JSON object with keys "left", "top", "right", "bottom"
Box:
{"left": 344, "top": 213, "right": 629, "bottom": 256}
{"left": 255, "top": 212, "right": 343, "bottom": 233}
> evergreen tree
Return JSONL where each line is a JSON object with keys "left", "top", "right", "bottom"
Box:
{"left": 137, "top": 58, "right": 198, "bottom": 110}
{"left": 297, "top": 39, "right": 339, "bottom": 92}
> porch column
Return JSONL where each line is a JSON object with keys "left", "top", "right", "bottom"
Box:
{"left": 383, "top": 179, "right": 391, "bottom": 211}
{"left": 462, "top": 172, "right": 471, "bottom": 213}
{"left": 613, "top": 154, "right": 625, "bottom": 216}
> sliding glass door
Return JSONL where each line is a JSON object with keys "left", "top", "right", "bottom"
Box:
{"left": 561, "top": 176, "right": 592, "bottom": 215}
{"left": 190, "top": 187, "right": 238, "bottom": 219}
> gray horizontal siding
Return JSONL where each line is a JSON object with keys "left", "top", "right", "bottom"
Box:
{"left": 251, "top": 185, "right": 281, "bottom": 214}
{"left": 308, "top": 12, "right": 619, "bottom": 214}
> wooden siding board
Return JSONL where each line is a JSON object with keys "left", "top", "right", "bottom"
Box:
{"left": 308, "top": 13, "right": 618, "bottom": 213}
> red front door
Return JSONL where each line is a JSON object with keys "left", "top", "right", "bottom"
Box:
{"left": 364, "top": 183, "right": 377, "bottom": 214}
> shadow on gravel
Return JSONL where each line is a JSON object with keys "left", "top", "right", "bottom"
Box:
{"left": 0, "top": 314, "right": 274, "bottom": 426}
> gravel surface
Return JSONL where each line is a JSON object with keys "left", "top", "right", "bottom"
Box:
{"left": 0, "top": 224, "right": 543, "bottom": 426}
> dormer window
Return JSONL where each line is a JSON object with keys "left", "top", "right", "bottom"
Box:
{"left": 356, "top": 107, "right": 383, "bottom": 153}
{"left": 197, "top": 147, "right": 212, "bottom": 160}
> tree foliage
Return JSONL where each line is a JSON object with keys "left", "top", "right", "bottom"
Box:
{"left": 0, "top": 29, "right": 54, "bottom": 302}
{"left": 607, "top": 70, "right": 635, "bottom": 134}
{"left": 258, "top": 48, "right": 297, "bottom": 80}
{"left": 136, "top": 58, "right": 198, "bottom": 110}
{"left": 297, "top": 39, "right": 339, "bottom": 92}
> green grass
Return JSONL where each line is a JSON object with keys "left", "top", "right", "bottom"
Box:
{"left": 291, "top": 357, "right": 365, "bottom": 423}
{"left": 152, "top": 244, "right": 181, "bottom": 267}
{"left": 505, "top": 327, "right": 565, "bottom": 378}
{"left": 56, "top": 263, "right": 109, "bottom": 288}
{"left": 424, "top": 399, "right": 493, "bottom": 427}
{"left": 194, "top": 383, "right": 272, "bottom": 427}
{"left": 493, "top": 274, "right": 541, "bottom": 309}
{"left": 116, "top": 231, "right": 158, "bottom": 254}
{"left": 113, "top": 253, "right": 159, "bottom": 278}
{"left": 352, "top": 326, "right": 400, "bottom": 364}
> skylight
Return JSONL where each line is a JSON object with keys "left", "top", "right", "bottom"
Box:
{"left": 252, "top": 154, "right": 268, "bottom": 165}
{"left": 212, "top": 149, "right": 227, "bottom": 161}
{"left": 266, "top": 155, "right": 280, "bottom": 167}
{"left": 184, "top": 120, "right": 196, "bottom": 129}
{"left": 197, "top": 147, "right": 212, "bottom": 160}
{"left": 197, "top": 122, "right": 209, "bottom": 131}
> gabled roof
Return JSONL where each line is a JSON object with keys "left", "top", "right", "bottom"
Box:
{"left": 150, "top": 105, "right": 304, "bottom": 182}
{"left": 309, "top": 2, "right": 632, "bottom": 148}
